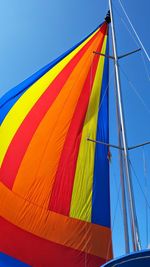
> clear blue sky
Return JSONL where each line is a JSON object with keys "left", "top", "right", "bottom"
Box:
{"left": 0, "top": 0, "right": 150, "bottom": 259}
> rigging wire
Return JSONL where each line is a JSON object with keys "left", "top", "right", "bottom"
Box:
{"left": 120, "top": 17, "right": 139, "bottom": 48}
{"left": 129, "top": 158, "right": 150, "bottom": 248}
{"left": 111, "top": 159, "right": 124, "bottom": 221}
{"left": 119, "top": 65, "right": 150, "bottom": 116}
{"left": 119, "top": 17, "right": 150, "bottom": 83}
{"left": 118, "top": 0, "right": 150, "bottom": 62}
{"left": 113, "top": 3, "right": 150, "bottom": 84}
{"left": 121, "top": 17, "right": 150, "bottom": 83}
{"left": 142, "top": 147, "right": 149, "bottom": 248}
{"left": 106, "top": 162, "right": 122, "bottom": 261}
{"left": 112, "top": 2, "right": 139, "bottom": 49}
{"left": 129, "top": 160, "right": 150, "bottom": 211}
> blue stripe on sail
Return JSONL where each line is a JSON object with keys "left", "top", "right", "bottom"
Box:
{"left": 92, "top": 37, "right": 110, "bottom": 227}
{"left": 0, "top": 253, "right": 31, "bottom": 267}
{"left": 0, "top": 23, "right": 103, "bottom": 124}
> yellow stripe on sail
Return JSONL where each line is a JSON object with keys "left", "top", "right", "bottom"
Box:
{"left": 0, "top": 29, "right": 99, "bottom": 167}
{"left": 70, "top": 36, "right": 107, "bottom": 222}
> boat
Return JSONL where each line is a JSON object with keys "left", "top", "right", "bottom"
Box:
{"left": 0, "top": 0, "right": 149, "bottom": 266}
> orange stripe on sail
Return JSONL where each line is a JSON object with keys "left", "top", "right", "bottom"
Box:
{"left": 0, "top": 26, "right": 102, "bottom": 189}
{"left": 0, "top": 182, "right": 112, "bottom": 260}
{"left": 12, "top": 33, "right": 104, "bottom": 209}
{"left": 49, "top": 37, "right": 106, "bottom": 216}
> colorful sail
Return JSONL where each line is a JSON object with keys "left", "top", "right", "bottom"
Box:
{"left": 0, "top": 21, "right": 112, "bottom": 267}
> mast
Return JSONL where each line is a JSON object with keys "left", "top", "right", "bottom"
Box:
{"left": 108, "top": 0, "right": 141, "bottom": 251}
{"left": 114, "top": 76, "right": 130, "bottom": 253}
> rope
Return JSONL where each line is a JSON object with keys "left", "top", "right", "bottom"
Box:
{"left": 118, "top": 0, "right": 150, "bottom": 62}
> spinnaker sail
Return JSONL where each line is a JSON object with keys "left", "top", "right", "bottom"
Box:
{"left": 0, "top": 21, "right": 112, "bottom": 267}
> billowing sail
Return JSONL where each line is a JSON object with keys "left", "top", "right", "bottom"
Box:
{"left": 0, "top": 21, "right": 112, "bottom": 267}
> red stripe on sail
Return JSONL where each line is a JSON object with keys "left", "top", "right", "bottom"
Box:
{"left": 49, "top": 38, "right": 105, "bottom": 215}
{"left": 0, "top": 27, "right": 103, "bottom": 189}
{"left": 0, "top": 217, "right": 106, "bottom": 267}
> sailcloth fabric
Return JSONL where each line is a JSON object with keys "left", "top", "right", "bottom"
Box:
{"left": 0, "top": 22, "right": 112, "bottom": 267}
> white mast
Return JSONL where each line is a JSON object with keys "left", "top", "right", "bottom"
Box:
{"left": 108, "top": 0, "right": 141, "bottom": 251}
{"left": 114, "top": 76, "right": 130, "bottom": 253}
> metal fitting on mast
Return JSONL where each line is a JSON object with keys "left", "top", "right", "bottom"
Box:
{"left": 105, "top": 10, "right": 111, "bottom": 24}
